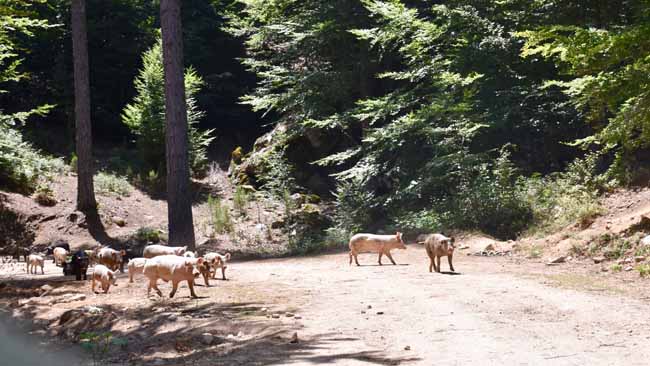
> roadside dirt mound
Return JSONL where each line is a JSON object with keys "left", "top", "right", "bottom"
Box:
{"left": 0, "top": 167, "right": 294, "bottom": 257}
{"left": 519, "top": 187, "right": 650, "bottom": 263}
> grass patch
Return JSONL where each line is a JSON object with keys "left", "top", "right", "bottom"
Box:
{"left": 233, "top": 185, "right": 250, "bottom": 216}
{"left": 611, "top": 263, "right": 623, "bottom": 272}
{"left": 638, "top": 264, "right": 650, "bottom": 278}
{"left": 207, "top": 195, "right": 233, "bottom": 234}
{"left": 95, "top": 172, "right": 132, "bottom": 197}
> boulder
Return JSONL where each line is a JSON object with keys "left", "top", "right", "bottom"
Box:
{"left": 593, "top": 256, "right": 606, "bottom": 264}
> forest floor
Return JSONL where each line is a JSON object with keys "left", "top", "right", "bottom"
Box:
{"left": 2, "top": 246, "right": 650, "bottom": 365}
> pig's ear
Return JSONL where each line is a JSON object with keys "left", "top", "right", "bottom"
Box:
{"left": 197, "top": 257, "right": 204, "bottom": 265}
{"left": 225, "top": 253, "right": 231, "bottom": 261}
{"left": 184, "top": 260, "right": 193, "bottom": 267}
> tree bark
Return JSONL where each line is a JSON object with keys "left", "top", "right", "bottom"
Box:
{"left": 160, "top": 0, "right": 196, "bottom": 248}
{"left": 71, "top": 0, "right": 97, "bottom": 212}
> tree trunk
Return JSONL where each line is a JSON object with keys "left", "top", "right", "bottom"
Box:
{"left": 71, "top": 0, "right": 97, "bottom": 212}
{"left": 160, "top": 0, "right": 196, "bottom": 248}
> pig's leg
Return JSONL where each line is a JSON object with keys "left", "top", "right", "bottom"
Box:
{"left": 448, "top": 254, "right": 455, "bottom": 272}
{"left": 221, "top": 266, "right": 227, "bottom": 280}
{"left": 378, "top": 252, "right": 383, "bottom": 265}
{"left": 436, "top": 256, "right": 441, "bottom": 273}
{"left": 188, "top": 279, "right": 198, "bottom": 299}
{"left": 386, "top": 251, "right": 397, "bottom": 265}
{"left": 169, "top": 280, "right": 179, "bottom": 298}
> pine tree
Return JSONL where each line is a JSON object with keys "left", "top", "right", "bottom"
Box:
{"left": 122, "top": 37, "right": 215, "bottom": 176}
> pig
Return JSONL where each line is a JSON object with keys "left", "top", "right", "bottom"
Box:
{"left": 184, "top": 257, "right": 212, "bottom": 287}
{"left": 203, "top": 252, "right": 231, "bottom": 280}
{"left": 424, "top": 233, "right": 456, "bottom": 273}
{"left": 183, "top": 251, "right": 196, "bottom": 258}
{"left": 349, "top": 232, "right": 406, "bottom": 266}
{"left": 91, "top": 264, "right": 117, "bottom": 294}
{"left": 26, "top": 254, "right": 44, "bottom": 275}
{"left": 52, "top": 247, "right": 68, "bottom": 267}
{"left": 70, "top": 250, "right": 89, "bottom": 280}
{"left": 97, "top": 247, "right": 126, "bottom": 272}
{"left": 127, "top": 257, "right": 148, "bottom": 283}
{"left": 143, "top": 244, "right": 187, "bottom": 259}
{"left": 46, "top": 240, "right": 70, "bottom": 257}
{"left": 143, "top": 255, "right": 204, "bottom": 298}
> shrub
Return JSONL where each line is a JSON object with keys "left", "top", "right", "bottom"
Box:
{"left": 0, "top": 124, "right": 66, "bottom": 193}
{"left": 233, "top": 185, "right": 249, "bottom": 216}
{"left": 122, "top": 36, "right": 215, "bottom": 177}
{"left": 134, "top": 227, "right": 161, "bottom": 243}
{"left": 330, "top": 180, "right": 375, "bottom": 235}
{"left": 95, "top": 172, "right": 132, "bottom": 197}
{"left": 70, "top": 153, "right": 78, "bottom": 173}
{"left": 33, "top": 185, "right": 57, "bottom": 206}
{"left": 638, "top": 264, "right": 650, "bottom": 278}
{"left": 611, "top": 264, "right": 623, "bottom": 272}
{"left": 207, "top": 195, "right": 233, "bottom": 234}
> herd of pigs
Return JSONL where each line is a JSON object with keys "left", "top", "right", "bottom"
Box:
{"left": 20, "top": 231, "right": 456, "bottom": 299}
{"left": 24, "top": 243, "right": 231, "bottom": 299}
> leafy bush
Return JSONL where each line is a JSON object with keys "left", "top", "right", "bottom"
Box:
{"left": 330, "top": 180, "right": 375, "bottom": 236}
{"left": 122, "top": 36, "right": 215, "bottom": 177}
{"left": 0, "top": 124, "right": 66, "bottom": 193}
{"left": 207, "top": 195, "right": 233, "bottom": 234}
{"left": 134, "top": 227, "right": 161, "bottom": 243}
{"left": 94, "top": 172, "right": 132, "bottom": 197}
{"left": 611, "top": 264, "right": 623, "bottom": 272}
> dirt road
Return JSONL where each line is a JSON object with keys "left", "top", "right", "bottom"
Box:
{"left": 3, "top": 246, "right": 650, "bottom": 365}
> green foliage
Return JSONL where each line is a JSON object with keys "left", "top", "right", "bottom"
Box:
{"left": 207, "top": 195, "right": 233, "bottom": 234}
{"left": 611, "top": 264, "right": 623, "bottom": 273}
{"left": 80, "top": 331, "right": 128, "bottom": 366}
{"left": 0, "top": 123, "right": 66, "bottom": 193}
{"left": 233, "top": 185, "right": 250, "bottom": 216}
{"left": 330, "top": 180, "right": 375, "bottom": 235}
{"left": 638, "top": 264, "right": 650, "bottom": 278}
{"left": 0, "top": 1, "right": 61, "bottom": 193}
{"left": 122, "top": 36, "right": 215, "bottom": 177}
{"left": 520, "top": 5, "right": 650, "bottom": 183}
{"left": 94, "top": 172, "right": 132, "bottom": 197}
{"left": 69, "top": 153, "right": 78, "bottom": 173}
{"left": 134, "top": 227, "right": 161, "bottom": 243}
{"left": 519, "top": 154, "right": 605, "bottom": 235}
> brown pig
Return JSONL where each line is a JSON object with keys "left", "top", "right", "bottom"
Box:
{"left": 143, "top": 255, "right": 204, "bottom": 298}
{"left": 424, "top": 233, "right": 456, "bottom": 273}
{"left": 203, "top": 252, "right": 231, "bottom": 280}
